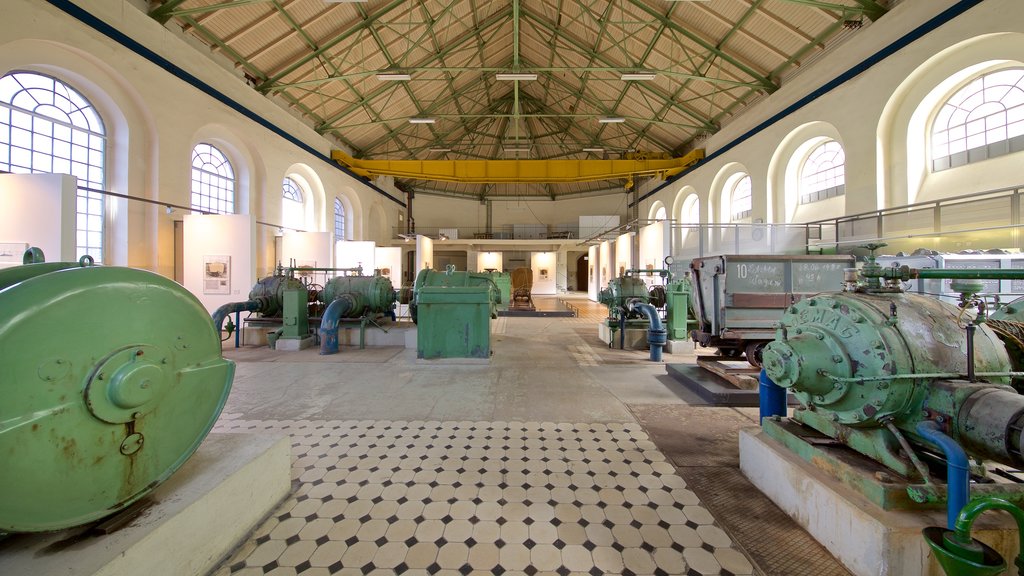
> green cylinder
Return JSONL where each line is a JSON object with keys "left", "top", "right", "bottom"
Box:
{"left": 0, "top": 263, "right": 234, "bottom": 532}
{"left": 322, "top": 275, "right": 396, "bottom": 316}
{"left": 248, "top": 274, "right": 306, "bottom": 317}
{"left": 762, "top": 292, "right": 1011, "bottom": 428}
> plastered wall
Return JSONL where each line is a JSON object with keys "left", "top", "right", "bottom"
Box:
{"left": 639, "top": 0, "right": 1024, "bottom": 241}
{"left": 1, "top": 0, "right": 404, "bottom": 279}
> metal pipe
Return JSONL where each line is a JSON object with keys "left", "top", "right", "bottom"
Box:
{"left": 952, "top": 496, "right": 1024, "bottom": 571}
{"left": 629, "top": 300, "right": 666, "bottom": 362}
{"left": 212, "top": 300, "right": 262, "bottom": 334}
{"left": 319, "top": 294, "right": 357, "bottom": 355}
{"left": 967, "top": 323, "right": 977, "bottom": 382}
{"left": 758, "top": 369, "right": 787, "bottom": 424}
{"left": 917, "top": 421, "right": 970, "bottom": 530}
{"left": 824, "top": 371, "right": 1024, "bottom": 383}
{"left": 916, "top": 269, "right": 1024, "bottom": 281}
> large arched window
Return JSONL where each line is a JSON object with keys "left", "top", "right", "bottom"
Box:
{"left": 931, "top": 68, "right": 1024, "bottom": 171}
{"left": 730, "top": 174, "right": 752, "bottom": 221}
{"left": 190, "top": 143, "right": 234, "bottom": 214}
{"left": 281, "top": 176, "right": 305, "bottom": 230}
{"left": 800, "top": 140, "right": 846, "bottom": 204}
{"left": 0, "top": 71, "right": 106, "bottom": 262}
{"left": 334, "top": 198, "right": 346, "bottom": 241}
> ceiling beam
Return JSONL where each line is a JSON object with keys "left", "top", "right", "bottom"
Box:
{"left": 777, "top": 0, "right": 885, "bottom": 21}
{"left": 624, "top": 0, "right": 777, "bottom": 93}
{"left": 152, "top": 0, "right": 275, "bottom": 21}
{"left": 256, "top": 0, "right": 410, "bottom": 91}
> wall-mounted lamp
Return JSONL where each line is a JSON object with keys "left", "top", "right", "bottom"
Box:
{"left": 165, "top": 205, "right": 174, "bottom": 215}
{"left": 438, "top": 233, "right": 449, "bottom": 241}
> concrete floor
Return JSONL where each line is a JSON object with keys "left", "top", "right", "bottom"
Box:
{"left": 213, "top": 295, "right": 848, "bottom": 576}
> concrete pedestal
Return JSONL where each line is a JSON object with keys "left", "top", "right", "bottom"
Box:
{"left": 0, "top": 433, "right": 292, "bottom": 576}
{"left": 276, "top": 335, "right": 315, "bottom": 350}
{"left": 597, "top": 323, "right": 648, "bottom": 349}
{"left": 739, "top": 427, "right": 1021, "bottom": 576}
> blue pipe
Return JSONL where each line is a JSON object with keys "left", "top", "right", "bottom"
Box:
{"left": 319, "top": 295, "right": 357, "bottom": 355}
{"left": 758, "top": 369, "right": 787, "bottom": 424}
{"left": 212, "top": 300, "right": 262, "bottom": 335}
{"left": 630, "top": 301, "right": 666, "bottom": 362}
{"left": 917, "top": 421, "right": 970, "bottom": 530}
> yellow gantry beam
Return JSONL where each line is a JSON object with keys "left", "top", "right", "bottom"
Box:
{"left": 331, "top": 149, "right": 705, "bottom": 185}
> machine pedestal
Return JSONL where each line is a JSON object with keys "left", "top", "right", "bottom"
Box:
{"left": 597, "top": 323, "right": 649, "bottom": 349}
{"left": 275, "top": 335, "right": 315, "bottom": 350}
{"left": 0, "top": 433, "right": 292, "bottom": 576}
{"left": 739, "top": 427, "right": 1021, "bottom": 576}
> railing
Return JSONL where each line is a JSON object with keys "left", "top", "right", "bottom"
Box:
{"left": 670, "top": 222, "right": 830, "bottom": 261}
{"left": 669, "top": 185, "right": 1024, "bottom": 262}
{"left": 393, "top": 224, "right": 581, "bottom": 240}
{"left": 806, "top": 185, "right": 1024, "bottom": 255}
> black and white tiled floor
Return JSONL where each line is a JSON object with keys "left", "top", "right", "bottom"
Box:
{"left": 211, "top": 416, "right": 755, "bottom": 576}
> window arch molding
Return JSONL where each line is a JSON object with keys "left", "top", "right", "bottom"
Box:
{"left": 647, "top": 200, "right": 667, "bottom": 222}
{"left": 188, "top": 125, "right": 257, "bottom": 216}
{"left": 0, "top": 41, "right": 153, "bottom": 266}
{"left": 283, "top": 162, "right": 326, "bottom": 232}
{"left": 768, "top": 121, "right": 844, "bottom": 223}
{"left": 710, "top": 162, "right": 751, "bottom": 225}
{"left": 879, "top": 32, "right": 1024, "bottom": 207}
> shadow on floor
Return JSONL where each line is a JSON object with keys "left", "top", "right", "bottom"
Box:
{"left": 629, "top": 403, "right": 853, "bottom": 576}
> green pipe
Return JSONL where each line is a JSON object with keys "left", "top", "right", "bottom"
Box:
{"left": 824, "top": 371, "right": 1024, "bottom": 383}
{"left": 916, "top": 269, "right": 1024, "bottom": 281}
{"left": 953, "top": 496, "right": 1024, "bottom": 573}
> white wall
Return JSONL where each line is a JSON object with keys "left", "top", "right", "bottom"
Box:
{"left": 588, "top": 245, "right": 599, "bottom": 301}
{"left": 638, "top": 221, "right": 671, "bottom": 286}
{"left": 0, "top": 173, "right": 77, "bottom": 263}
{"left": 282, "top": 232, "right": 332, "bottom": 269}
{"left": 0, "top": 0, "right": 403, "bottom": 281}
{"left": 531, "top": 252, "right": 557, "bottom": 295}
{"left": 598, "top": 240, "right": 614, "bottom": 291}
{"left": 336, "top": 240, "right": 377, "bottom": 274}
{"left": 639, "top": 0, "right": 1024, "bottom": 241}
{"left": 478, "top": 251, "right": 503, "bottom": 272}
{"left": 615, "top": 233, "right": 632, "bottom": 277}
{"left": 183, "top": 214, "right": 254, "bottom": 314}
{"left": 415, "top": 235, "right": 434, "bottom": 274}
{"left": 374, "top": 246, "right": 402, "bottom": 286}
{"left": 413, "top": 195, "right": 628, "bottom": 235}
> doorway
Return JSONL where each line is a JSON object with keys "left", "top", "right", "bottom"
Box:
{"left": 576, "top": 254, "right": 588, "bottom": 292}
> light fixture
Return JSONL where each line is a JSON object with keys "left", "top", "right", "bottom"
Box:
{"left": 598, "top": 117, "right": 626, "bottom": 124}
{"left": 504, "top": 147, "right": 531, "bottom": 153}
{"left": 165, "top": 205, "right": 174, "bottom": 214}
{"left": 428, "top": 147, "right": 452, "bottom": 153}
{"left": 582, "top": 147, "right": 604, "bottom": 153}
{"left": 620, "top": 72, "right": 657, "bottom": 81}
{"left": 495, "top": 73, "right": 538, "bottom": 81}
{"left": 376, "top": 73, "right": 411, "bottom": 81}
{"left": 325, "top": 0, "right": 368, "bottom": 3}
{"left": 438, "top": 233, "right": 449, "bottom": 241}
{"left": 408, "top": 117, "right": 436, "bottom": 124}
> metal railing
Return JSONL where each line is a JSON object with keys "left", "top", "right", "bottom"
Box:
{"left": 393, "top": 224, "right": 581, "bottom": 240}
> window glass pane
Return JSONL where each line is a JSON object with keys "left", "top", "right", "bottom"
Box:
{"left": 931, "top": 68, "right": 1024, "bottom": 165}
{"left": 190, "top": 143, "right": 235, "bottom": 215}
{"left": 800, "top": 140, "right": 846, "bottom": 204}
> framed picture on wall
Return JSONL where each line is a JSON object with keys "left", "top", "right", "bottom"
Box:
{"left": 203, "top": 255, "right": 231, "bottom": 295}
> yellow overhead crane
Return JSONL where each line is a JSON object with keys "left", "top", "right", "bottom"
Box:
{"left": 331, "top": 149, "right": 704, "bottom": 187}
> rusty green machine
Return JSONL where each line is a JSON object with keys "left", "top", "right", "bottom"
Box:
{"left": 319, "top": 274, "right": 398, "bottom": 355}
{"left": 212, "top": 270, "right": 309, "bottom": 349}
{"left": 755, "top": 244, "right": 1024, "bottom": 572}
{"left": 0, "top": 249, "right": 233, "bottom": 532}
{"left": 411, "top": 266, "right": 500, "bottom": 359}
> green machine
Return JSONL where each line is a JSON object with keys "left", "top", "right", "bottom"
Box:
{"left": 319, "top": 274, "right": 398, "bottom": 355}
{"left": 212, "top": 272, "right": 307, "bottom": 341}
{"left": 411, "top": 266, "right": 500, "bottom": 359}
{"left": 665, "top": 274, "right": 696, "bottom": 340}
{"left": 0, "top": 249, "right": 234, "bottom": 532}
{"left": 485, "top": 271, "right": 511, "bottom": 311}
{"left": 759, "top": 244, "right": 1024, "bottom": 511}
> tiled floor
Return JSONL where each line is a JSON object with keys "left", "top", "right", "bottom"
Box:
{"left": 211, "top": 417, "right": 754, "bottom": 576}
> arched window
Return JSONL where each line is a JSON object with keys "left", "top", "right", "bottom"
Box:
{"left": 281, "top": 176, "right": 304, "bottom": 230}
{"left": 190, "top": 143, "right": 234, "bottom": 214}
{"left": 334, "top": 198, "right": 346, "bottom": 241}
{"left": 730, "top": 175, "right": 752, "bottom": 221}
{"left": 0, "top": 71, "right": 107, "bottom": 262}
{"left": 800, "top": 140, "right": 845, "bottom": 204}
{"left": 654, "top": 206, "right": 667, "bottom": 221}
{"left": 931, "top": 68, "right": 1024, "bottom": 171}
